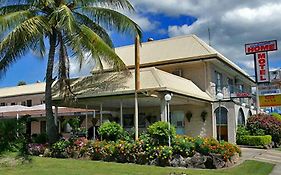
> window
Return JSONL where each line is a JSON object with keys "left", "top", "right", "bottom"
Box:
{"left": 123, "top": 114, "right": 134, "bottom": 128}
{"left": 238, "top": 84, "right": 244, "bottom": 92}
{"left": 227, "top": 78, "right": 234, "bottom": 93}
{"left": 40, "top": 121, "right": 47, "bottom": 134}
{"left": 27, "top": 100, "right": 32, "bottom": 107}
{"left": 0, "top": 102, "right": 5, "bottom": 106}
{"left": 215, "top": 71, "right": 222, "bottom": 93}
{"left": 11, "top": 102, "right": 16, "bottom": 106}
{"left": 21, "top": 101, "right": 26, "bottom": 106}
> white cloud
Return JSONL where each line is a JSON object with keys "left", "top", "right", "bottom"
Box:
{"left": 168, "top": 24, "right": 190, "bottom": 37}
{"left": 131, "top": 0, "right": 281, "bottom": 75}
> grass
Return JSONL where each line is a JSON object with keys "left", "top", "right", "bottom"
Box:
{"left": 0, "top": 157, "right": 274, "bottom": 175}
{"left": 276, "top": 147, "right": 281, "bottom": 151}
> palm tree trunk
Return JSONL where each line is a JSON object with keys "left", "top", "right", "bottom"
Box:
{"left": 45, "top": 31, "right": 59, "bottom": 144}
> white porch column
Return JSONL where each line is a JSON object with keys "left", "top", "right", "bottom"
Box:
{"left": 160, "top": 98, "right": 167, "bottom": 122}
{"left": 54, "top": 106, "right": 58, "bottom": 126}
{"left": 120, "top": 101, "right": 123, "bottom": 127}
{"left": 85, "top": 105, "right": 88, "bottom": 138}
{"left": 100, "top": 103, "right": 103, "bottom": 124}
{"left": 93, "top": 110, "right": 96, "bottom": 140}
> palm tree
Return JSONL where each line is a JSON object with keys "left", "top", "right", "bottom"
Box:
{"left": 0, "top": 0, "right": 141, "bottom": 144}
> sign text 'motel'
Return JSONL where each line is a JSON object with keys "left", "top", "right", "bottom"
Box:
{"left": 245, "top": 40, "right": 277, "bottom": 84}
{"left": 245, "top": 40, "right": 277, "bottom": 55}
{"left": 255, "top": 52, "right": 270, "bottom": 83}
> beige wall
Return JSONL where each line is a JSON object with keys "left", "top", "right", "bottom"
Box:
{"left": 31, "top": 120, "right": 41, "bottom": 135}
{"left": 0, "top": 93, "right": 44, "bottom": 106}
{"left": 157, "top": 62, "right": 208, "bottom": 92}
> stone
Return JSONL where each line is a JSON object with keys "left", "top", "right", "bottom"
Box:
{"left": 190, "top": 152, "right": 206, "bottom": 169}
{"left": 210, "top": 153, "right": 225, "bottom": 169}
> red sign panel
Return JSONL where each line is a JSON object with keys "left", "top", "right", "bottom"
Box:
{"left": 255, "top": 52, "right": 270, "bottom": 83}
{"left": 245, "top": 40, "right": 277, "bottom": 55}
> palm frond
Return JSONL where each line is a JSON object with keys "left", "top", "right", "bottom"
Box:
{"left": 50, "top": 5, "right": 79, "bottom": 33}
{"left": 0, "top": 16, "right": 50, "bottom": 78}
{"left": 78, "top": 24, "right": 126, "bottom": 71}
{"left": 73, "top": 0, "right": 134, "bottom": 11}
{"left": 80, "top": 6, "right": 142, "bottom": 38}
{"left": 31, "top": 35, "right": 46, "bottom": 58}
{"left": 0, "top": 10, "right": 35, "bottom": 33}
{"left": 0, "top": 4, "right": 31, "bottom": 15}
{"left": 73, "top": 11, "right": 113, "bottom": 47}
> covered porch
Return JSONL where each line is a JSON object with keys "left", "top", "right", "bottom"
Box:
{"left": 52, "top": 67, "right": 214, "bottom": 138}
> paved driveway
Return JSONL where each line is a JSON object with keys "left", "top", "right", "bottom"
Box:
{"left": 241, "top": 148, "right": 281, "bottom": 175}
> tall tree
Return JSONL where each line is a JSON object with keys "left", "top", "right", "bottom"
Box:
{"left": 0, "top": 0, "right": 141, "bottom": 144}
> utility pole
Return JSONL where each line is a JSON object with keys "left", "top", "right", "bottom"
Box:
{"left": 134, "top": 34, "right": 140, "bottom": 140}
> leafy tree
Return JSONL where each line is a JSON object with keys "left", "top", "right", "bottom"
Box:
{"left": 17, "top": 81, "right": 27, "bottom": 86}
{"left": 0, "top": 0, "right": 141, "bottom": 143}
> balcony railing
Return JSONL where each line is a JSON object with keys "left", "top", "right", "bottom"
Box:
{"left": 208, "top": 83, "right": 254, "bottom": 105}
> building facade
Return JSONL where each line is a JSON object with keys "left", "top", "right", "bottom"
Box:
{"left": 53, "top": 35, "right": 256, "bottom": 143}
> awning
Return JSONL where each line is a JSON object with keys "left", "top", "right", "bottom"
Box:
{"left": 0, "top": 104, "right": 94, "bottom": 118}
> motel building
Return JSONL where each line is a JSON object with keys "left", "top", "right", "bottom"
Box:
{"left": 51, "top": 35, "right": 257, "bottom": 144}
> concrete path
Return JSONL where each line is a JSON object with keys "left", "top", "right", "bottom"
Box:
{"left": 241, "top": 148, "right": 281, "bottom": 175}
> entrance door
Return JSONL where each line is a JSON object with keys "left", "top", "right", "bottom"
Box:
{"left": 171, "top": 111, "right": 185, "bottom": 135}
{"left": 215, "top": 107, "right": 228, "bottom": 141}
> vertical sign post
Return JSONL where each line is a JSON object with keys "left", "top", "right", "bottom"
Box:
{"left": 245, "top": 40, "right": 278, "bottom": 113}
{"left": 135, "top": 34, "right": 140, "bottom": 140}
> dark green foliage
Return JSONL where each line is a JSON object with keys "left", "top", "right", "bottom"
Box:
{"left": 271, "top": 113, "right": 281, "bottom": 121}
{"left": 0, "top": 119, "right": 24, "bottom": 153}
{"left": 33, "top": 133, "right": 48, "bottom": 144}
{"left": 247, "top": 114, "right": 281, "bottom": 144}
{"left": 236, "top": 125, "right": 250, "bottom": 145}
{"left": 147, "top": 121, "right": 176, "bottom": 145}
{"left": 98, "top": 122, "right": 124, "bottom": 141}
{"left": 51, "top": 140, "right": 70, "bottom": 158}
{"left": 238, "top": 135, "right": 272, "bottom": 146}
{"left": 172, "top": 136, "right": 195, "bottom": 157}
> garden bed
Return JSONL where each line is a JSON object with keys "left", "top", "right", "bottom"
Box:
{"left": 28, "top": 121, "right": 241, "bottom": 169}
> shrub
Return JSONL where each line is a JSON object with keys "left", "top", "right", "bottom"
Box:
{"left": 51, "top": 140, "right": 70, "bottom": 158}
{"left": 236, "top": 126, "right": 250, "bottom": 144}
{"left": 271, "top": 113, "right": 281, "bottom": 121}
{"left": 98, "top": 122, "right": 124, "bottom": 141}
{"left": 238, "top": 135, "right": 272, "bottom": 146}
{"left": 33, "top": 133, "right": 48, "bottom": 144}
{"left": 0, "top": 119, "right": 25, "bottom": 153}
{"left": 172, "top": 135, "right": 195, "bottom": 157}
{"left": 27, "top": 143, "right": 48, "bottom": 156}
{"left": 147, "top": 121, "right": 176, "bottom": 145}
{"left": 247, "top": 114, "right": 281, "bottom": 144}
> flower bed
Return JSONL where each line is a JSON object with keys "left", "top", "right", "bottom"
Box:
{"left": 29, "top": 122, "right": 241, "bottom": 169}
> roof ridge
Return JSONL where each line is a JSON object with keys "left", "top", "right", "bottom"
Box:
{"left": 0, "top": 82, "right": 45, "bottom": 90}
{"left": 115, "top": 34, "right": 196, "bottom": 50}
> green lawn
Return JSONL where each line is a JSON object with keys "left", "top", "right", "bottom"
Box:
{"left": 276, "top": 147, "right": 281, "bottom": 151}
{"left": 0, "top": 157, "right": 274, "bottom": 175}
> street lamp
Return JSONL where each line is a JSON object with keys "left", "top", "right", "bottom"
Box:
{"left": 216, "top": 92, "right": 224, "bottom": 141}
{"left": 242, "top": 103, "right": 246, "bottom": 107}
{"left": 164, "top": 93, "right": 172, "bottom": 147}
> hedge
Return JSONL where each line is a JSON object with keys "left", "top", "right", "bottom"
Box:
{"left": 239, "top": 135, "right": 272, "bottom": 146}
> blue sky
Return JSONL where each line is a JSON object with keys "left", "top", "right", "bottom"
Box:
{"left": 0, "top": 1, "right": 281, "bottom": 87}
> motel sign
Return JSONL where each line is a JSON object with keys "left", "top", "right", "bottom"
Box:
{"left": 245, "top": 40, "right": 278, "bottom": 84}
{"left": 245, "top": 40, "right": 277, "bottom": 55}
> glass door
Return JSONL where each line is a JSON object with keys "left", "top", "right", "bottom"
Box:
{"left": 171, "top": 111, "right": 185, "bottom": 135}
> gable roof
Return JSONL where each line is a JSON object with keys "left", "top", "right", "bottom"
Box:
{"left": 95, "top": 35, "right": 254, "bottom": 83}
{"left": 0, "top": 83, "right": 45, "bottom": 98}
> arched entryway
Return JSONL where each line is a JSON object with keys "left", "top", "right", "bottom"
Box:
{"left": 248, "top": 110, "right": 252, "bottom": 118}
{"left": 215, "top": 107, "right": 228, "bottom": 141}
{"left": 238, "top": 108, "right": 245, "bottom": 126}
